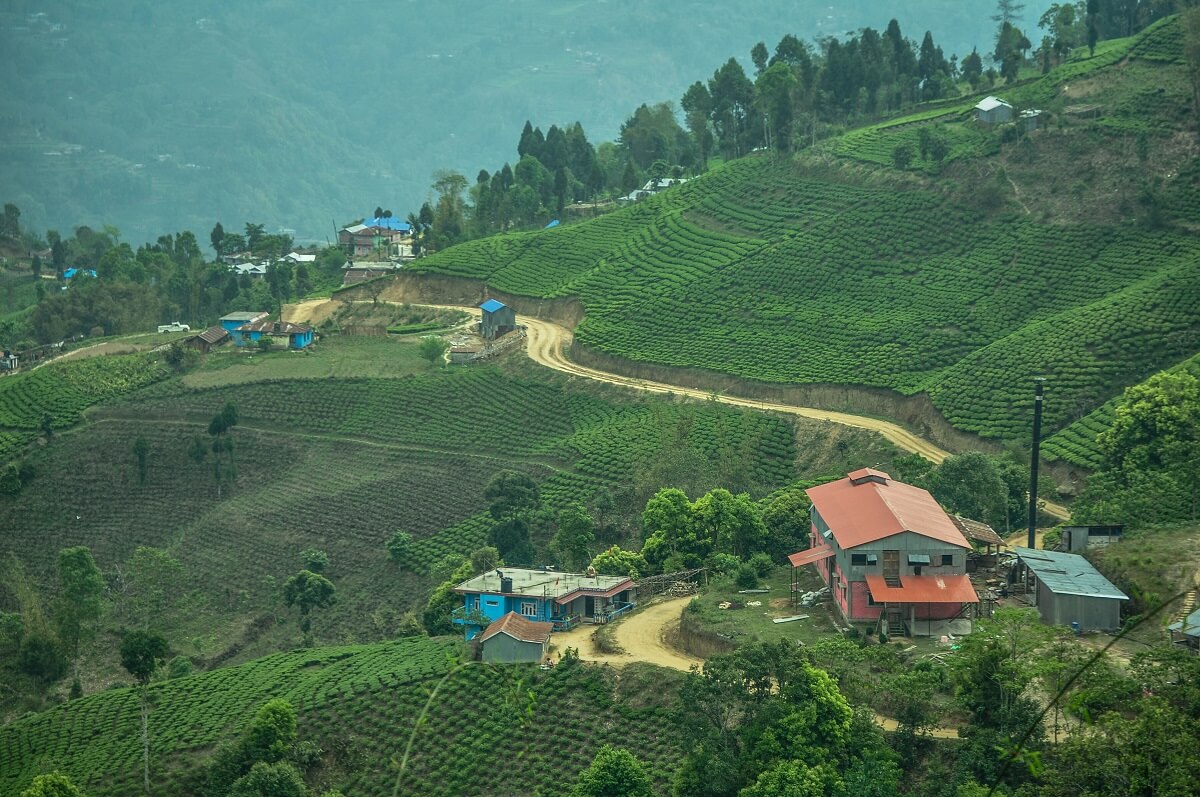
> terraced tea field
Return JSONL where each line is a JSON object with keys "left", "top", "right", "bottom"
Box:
{"left": 0, "top": 636, "right": 685, "bottom": 797}
{"left": 1044, "top": 350, "right": 1200, "bottom": 469}
{"left": 0, "top": 351, "right": 172, "bottom": 460}
{"left": 1, "top": 361, "right": 830, "bottom": 675}
{"left": 410, "top": 18, "right": 1200, "bottom": 448}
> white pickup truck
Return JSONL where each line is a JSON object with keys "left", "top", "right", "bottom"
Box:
{"left": 157, "top": 322, "right": 191, "bottom": 333}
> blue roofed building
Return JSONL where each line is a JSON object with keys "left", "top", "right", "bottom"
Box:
{"left": 452, "top": 567, "right": 636, "bottom": 640}
{"left": 479, "top": 299, "right": 516, "bottom": 340}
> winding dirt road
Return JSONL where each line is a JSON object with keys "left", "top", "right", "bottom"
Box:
{"left": 284, "top": 297, "right": 1069, "bottom": 520}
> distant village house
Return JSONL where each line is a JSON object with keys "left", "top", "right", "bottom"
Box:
{"left": 477, "top": 612, "right": 554, "bottom": 663}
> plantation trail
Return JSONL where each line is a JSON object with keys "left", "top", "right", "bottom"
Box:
{"left": 282, "top": 297, "right": 1069, "bottom": 520}
{"left": 551, "top": 597, "right": 961, "bottom": 739}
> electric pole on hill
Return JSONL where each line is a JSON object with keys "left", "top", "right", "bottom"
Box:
{"left": 1028, "top": 378, "right": 1045, "bottom": 549}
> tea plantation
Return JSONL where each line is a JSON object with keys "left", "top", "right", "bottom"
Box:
{"left": 0, "top": 351, "right": 172, "bottom": 460}
{"left": 1043, "top": 350, "right": 1200, "bottom": 469}
{"left": 0, "top": 636, "right": 686, "bottom": 797}
{"left": 1, "top": 362, "right": 828, "bottom": 674}
{"left": 409, "top": 16, "right": 1200, "bottom": 447}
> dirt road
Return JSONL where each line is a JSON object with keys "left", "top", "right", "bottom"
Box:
{"left": 551, "top": 597, "right": 702, "bottom": 671}
{"left": 283, "top": 297, "right": 1069, "bottom": 520}
{"left": 550, "top": 597, "right": 960, "bottom": 739}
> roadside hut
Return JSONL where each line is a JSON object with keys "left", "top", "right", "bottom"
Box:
{"left": 479, "top": 299, "right": 516, "bottom": 340}
{"left": 1013, "top": 547, "right": 1128, "bottom": 632}
{"left": 186, "top": 325, "right": 230, "bottom": 353}
{"left": 478, "top": 612, "right": 553, "bottom": 663}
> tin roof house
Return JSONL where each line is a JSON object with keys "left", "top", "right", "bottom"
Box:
{"left": 453, "top": 567, "right": 636, "bottom": 640}
{"left": 789, "top": 468, "right": 978, "bottom": 637}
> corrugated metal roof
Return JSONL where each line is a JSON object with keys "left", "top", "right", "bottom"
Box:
{"left": 1014, "top": 548, "right": 1129, "bottom": 600}
{"left": 865, "top": 573, "right": 979, "bottom": 603}
{"left": 975, "top": 95, "right": 1012, "bottom": 112}
{"left": 479, "top": 299, "right": 506, "bottom": 313}
{"left": 952, "top": 515, "right": 1007, "bottom": 547}
{"left": 197, "top": 325, "right": 229, "bottom": 344}
{"left": 788, "top": 543, "right": 835, "bottom": 567}
{"left": 806, "top": 471, "right": 971, "bottom": 550}
{"left": 1168, "top": 608, "right": 1200, "bottom": 638}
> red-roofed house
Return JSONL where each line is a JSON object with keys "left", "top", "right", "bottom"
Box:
{"left": 478, "top": 612, "right": 554, "bottom": 663}
{"left": 790, "top": 468, "right": 978, "bottom": 637}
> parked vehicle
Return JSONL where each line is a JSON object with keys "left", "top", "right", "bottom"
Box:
{"left": 157, "top": 322, "right": 190, "bottom": 333}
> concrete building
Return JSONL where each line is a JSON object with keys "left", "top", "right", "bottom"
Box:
{"left": 478, "top": 612, "right": 554, "bottom": 663}
{"left": 1013, "top": 547, "right": 1128, "bottom": 632}
{"left": 788, "top": 468, "right": 978, "bottom": 637}
{"left": 453, "top": 567, "right": 636, "bottom": 640}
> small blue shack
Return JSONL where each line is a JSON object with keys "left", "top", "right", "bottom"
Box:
{"left": 230, "top": 319, "right": 315, "bottom": 349}
{"left": 479, "top": 299, "right": 516, "bottom": 340}
{"left": 453, "top": 567, "right": 636, "bottom": 640}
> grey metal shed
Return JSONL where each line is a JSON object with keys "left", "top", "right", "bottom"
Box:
{"left": 1013, "top": 548, "right": 1128, "bottom": 632}
{"left": 479, "top": 299, "right": 516, "bottom": 340}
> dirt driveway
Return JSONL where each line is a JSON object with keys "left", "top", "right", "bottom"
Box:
{"left": 550, "top": 597, "right": 702, "bottom": 671}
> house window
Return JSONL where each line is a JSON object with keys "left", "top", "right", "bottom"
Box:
{"left": 520, "top": 602, "right": 537, "bottom": 617}
{"left": 867, "top": 594, "right": 879, "bottom": 607}
{"left": 941, "top": 554, "right": 954, "bottom": 566}
{"left": 485, "top": 599, "right": 499, "bottom": 607}
{"left": 852, "top": 553, "right": 867, "bottom": 566}
{"left": 908, "top": 554, "right": 931, "bottom": 566}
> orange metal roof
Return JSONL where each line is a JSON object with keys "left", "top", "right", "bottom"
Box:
{"left": 788, "top": 544, "right": 835, "bottom": 567}
{"left": 864, "top": 573, "right": 979, "bottom": 603}
{"left": 805, "top": 471, "right": 970, "bottom": 550}
{"left": 479, "top": 612, "right": 553, "bottom": 644}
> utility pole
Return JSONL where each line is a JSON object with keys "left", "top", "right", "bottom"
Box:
{"left": 1027, "top": 378, "right": 1045, "bottom": 549}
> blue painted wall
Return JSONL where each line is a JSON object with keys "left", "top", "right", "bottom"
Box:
{"left": 457, "top": 592, "right": 558, "bottom": 640}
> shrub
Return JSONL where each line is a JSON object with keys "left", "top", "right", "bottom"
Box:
{"left": 748, "top": 552, "right": 774, "bottom": 577}
{"left": 735, "top": 563, "right": 759, "bottom": 590}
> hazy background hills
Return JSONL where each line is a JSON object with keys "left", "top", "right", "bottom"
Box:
{"left": 0, "top": 0, "right": 1035, "bottom": 245}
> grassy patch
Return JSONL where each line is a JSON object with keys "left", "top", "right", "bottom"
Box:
{"left": 183, "top": 334, "right": 433, "bottom": 387}
{"left": 1091, "top": 522, "right": 1200, "bottom": 624}
{"left": 682, "top": 566, "right": 842, "bottom": 648}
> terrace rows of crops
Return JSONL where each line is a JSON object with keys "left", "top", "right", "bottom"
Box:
{"left": 0, "top": 638, "right": 455, "bottom": 796}
{"left": 1043, "top": 350, "right": 1200, "bottom": 469}
{"left": 409, "top": 20, "right": 1200, "bottom": 446}
{"left": 0, "top": 352, "right": 171, "bottom": 460}
{"left": 1, "top": 636, "right": 683, "bottom": 797}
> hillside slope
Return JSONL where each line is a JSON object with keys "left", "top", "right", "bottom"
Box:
{"left": 410, "top": 17, "right": 1200, "bottom": 449}
{"left": 0, "top": 1, "right": 1023, "bottom": 243}
{"left": 0, "top": 637, "right": 686, "bottom": 797}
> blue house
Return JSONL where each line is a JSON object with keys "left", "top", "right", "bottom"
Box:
{"left": 61, "top": 268, "right": 97, "bottom": 281}
{"left": 219, "top": 311, "right": 270, "bottom": 332}
{"left": 231, "top": 319, "right": 315, "bottom": 349}
{"left": 453, "top": 567, "right": 636, "bottom": 640}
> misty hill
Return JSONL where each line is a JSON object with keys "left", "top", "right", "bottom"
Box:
{"left": 410, "top": 17, "right": 1200, "bottom": 452}
{"left": 0, "top": 1, "right": 1030, "bottom": 244}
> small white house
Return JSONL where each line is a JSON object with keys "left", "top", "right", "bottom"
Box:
{"left": 975, "top": 96, "right": 1014, "bottom": 125}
